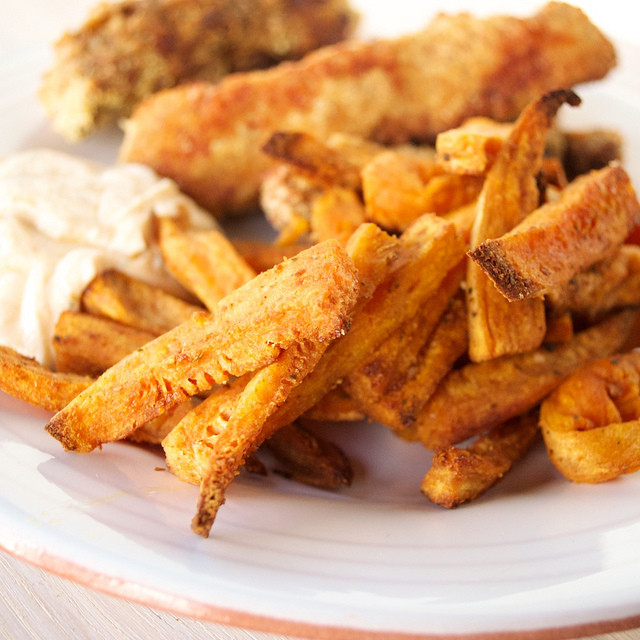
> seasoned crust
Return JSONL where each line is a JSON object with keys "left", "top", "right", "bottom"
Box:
{"left": 40, "top": 0, "right": 359, "bottom": 140}
{"left": 120, "top": 2, "right": 617, "bottom": 217}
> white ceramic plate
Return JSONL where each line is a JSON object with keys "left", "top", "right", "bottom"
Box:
{"left": 2, "top": 3, "right": 640, "bottom": 639}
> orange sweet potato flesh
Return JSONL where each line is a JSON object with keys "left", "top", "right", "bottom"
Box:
{"left": 45, "top": 240, "right": 360, "bottom": 452}
{"left": 540, "top": 350, "right": 640, "bottom": 483}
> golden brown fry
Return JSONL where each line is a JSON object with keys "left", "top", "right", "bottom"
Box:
{"left": 466, "top": 90, "right": 580, "bottom": 362}
{"left": 264, "top": 422, "right": 353, "bottom": 489}
{"left": 53, "top": 311, "right": 155, "bottom": 376}
{"left": 45, "top": 240, "right": 360, "bottom": 453}
{"left": 310, "top": 186, "right": 366, "bottom": 246}
{"left": 128, "top": 399, "right": 198, "bottom": 446}
{"left": 547, "top": 244, "right": 640, "bottom": 320}
{"left": 259, "top": 214, "right": 467, "bottom": 434}
{"left": 262, "top": 131, "right": 362, "bottom": 190}
{"left": 81, "top": 268, "right": 201, "bottom": 335}
{"left": 435, "top": 116, "right": 512, "bottom": 175}
{"left": 355, "top": 294, "right": 468, "bottom": 431}
{"left": 120, "top": 3, "right": 616, "bottom": 217}
{"left": 404, "top": 309, "right": 638, "bottom": 449}
{"left": 541, "top": 351, "right": 640, "bottom": 483}
{"left": 192, "top": 338, "right": 327, "bottom": 536}
{"left": 469, "top": 164, "right": 640, "bottom": 301}
{"left": 158, "top": 216, "right": 257, "bottom": 310}
{"left": 422, "top": 411, "right": 539, "bottom": 508}
{"left": 40, "top": 0, "right": 358, "bottom": 140}
{"left": 0, "top": 346, "right": 92, "bottom": 412}
{"left": 302, "top": 386, "right": 364, "bottom": 422}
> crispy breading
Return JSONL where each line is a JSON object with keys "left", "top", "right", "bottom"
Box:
{"left": 45, "top": 240, "right": 360, "bottom": 452}
{"left": 120, "top": 2, "right": 616, "bottom": 217}
{"left": 40, "top": 0, "right": 359, "bottom": 140}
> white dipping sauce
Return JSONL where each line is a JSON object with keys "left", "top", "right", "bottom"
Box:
{"left": 0, "top": 149, "right": 217, "bottom": 368}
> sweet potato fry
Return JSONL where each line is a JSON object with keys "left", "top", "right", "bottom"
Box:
{"left": 435, "top": 116, "right": 512, "bottom": 175}
{"left": 469, "top": 164, "right": 640, "bottom": 301}
{"left": 0, "top": 346, "right": 92, "bottom": 412}
{"left": 466, "top": 89, "right": 580, "bottom": 362}
{"left": 540, "top": 350, "right": 640, "bottom": 483}
{"left": 547, "top": 244, "right": 640, "bottom": 320}
{"left": 404, "top": 309, "right": 638, "bottom": 449}
{"left": 421, "top": 411, "right": 539, "bottom": 508}
{"left": 302, "top": 386, "right": 364, "bottom": 422}
{"left": 310, "top": 186, "right": 366, "bottom": 246}
{"left": 45, "top": 240, "right": 360, "bottom": 453}
{"left": 354, "top": 294, "right": 468, "bottom": 431}
{"left": 232, "top": 240, "right": 310, "bottom": 273}
{"left": 81, "top": 268, "right": 201, "bottom": 335}
{"left": 192, "top": 338, "right": 327, "bottom": 536}
{"left": 53, "top": 311, "right": 155, "bottom": 376}
{"left": 158, "top": 216, "right": 257, "bottom": 310}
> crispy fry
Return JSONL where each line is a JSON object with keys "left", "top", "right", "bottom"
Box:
{"left": 262, "top": 131, "right": 362, "bottom": 191}
{"left": 232, "top": 240, "right": 310, "bottom": 273}
{"left": 302, "top": 386, "right": 364, "bottom": 422}
{"left": 45, "top": 240, "right": 360, "bottom": 453}
{"left": 422, "top": 411, "right": 539, "bottom": 508}
{"left": 264, "top": 422, "right": 353, "bottom": 489}
{"left": 466, "top": 90, "right": 580, "bottom": 362}
{"left": 541, "top": 351, "right": 640, "bottom": 483}
{"left": 128, "top": 399, "right": 198, "bottom": 446}
{"left": 158, "top": 216, "right": 257, "bottom": 310}
{"left": 310, "top": 186, "right": 366, "bottom": 246}
{"left": 120, "top": 3, "right": 616, "bottom": 217}
{"left": 81, "top": 268, "right": 201, "bottom": 335}
{"left": 404, "top": 309, "right": 638, "bottom": 449}
{"left": 352, "top": 294, "right": 468, "bottom": 431}
{"left": 259, "top": 214, "right": 467, "bottom": 434}
{"left": 192, "top": 338, "right": 327, "bottom": 536}
{"left": 469, "top": 164, "right": 640, "bottom": 301}
{"left": 53, "top": 311, "right": 155, "bottom": 376}
{"left": 0, "top": 346, "right": 92, "bottom": 412}
{"left": 435, "top": 116, "right": 512, "bottom": 175}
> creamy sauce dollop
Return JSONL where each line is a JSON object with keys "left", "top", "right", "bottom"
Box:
{"left": 0, "top": 149, "right": 217, "bottom": 368}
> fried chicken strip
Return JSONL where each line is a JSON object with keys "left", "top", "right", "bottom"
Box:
{"left": 40, "top": 0, "right": 359, "bottom": 140}
{"left": 120, "top": 2, "right": 616, "bottom": 217}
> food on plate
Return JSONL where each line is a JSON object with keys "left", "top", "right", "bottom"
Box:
{"left": 422, "top": 412, "right": 540, "bottom": 508}
{"left": 119, "top": 2, "right": 616, "bottom": 217}
{"left": 45, "top": 239, "right": 361, "bottom": 454}
{"left": 540, "top": 351, "right": 640, "bottom": 483}
{"left": 0, "top": 149, "right": 216, "bottom": 368}
{"left": 80, "top": 269, "right": 202, "bottom": 335}
{"left": 466, "top": 89, "right": 580, "bottom": 363}
{"left": 403, "top": 310, "right": 638, "bottom": 449}
{"left": 469, "top": 164, "right": 640, "bottom": 300}
{"left": 40, "top": 0, "right": 359, "bottom": 140}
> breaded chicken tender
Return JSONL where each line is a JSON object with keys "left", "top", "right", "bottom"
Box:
{"left": 120, "top": 2, "right": 617, "bottom": 218}
{"left": 40, "top": 0, "right": 359, "bottom": 140}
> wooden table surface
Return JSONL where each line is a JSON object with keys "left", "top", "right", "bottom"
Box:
{"left": 3, "top": 2, "right": 640, "bottom": 639}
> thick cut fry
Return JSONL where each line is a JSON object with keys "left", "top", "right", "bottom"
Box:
{"left": 310, "top": 187, "right": 366, "bottom": 246}
{"left": 45, "top": 240, "right": 360, "bottom": 452}
{"left": 158, "top": 216, "right": 257, "bottom": 310}
{"left": 355, "top": 295, "right": 468, "bottom": 430}
{"left": 0, "top": 346, "right": 92, "bottom": 412}
{"left": 262, "top": 131, "right": 363, "bottom": 191}
{"left": 232, "top": 240, "right": 310, "bottom": 273}
{"left": 547, "top": 244, "right": 640, "bottom": 320}
{"left": 265, "top": 422, "right": 353, "bottom": 489}
{"left": 469, "top": 164, "right": 640, "bottom": 301}
{"left": 540, "top": 351, "right": 640, "bottom": 483}
{"left": 120, "top": 3, "right": 616, "bottom": 217}
{"left": 259, "top": 214, "right": 467, "bottom": 435}
{"left": 422, "top": 412, "right": 539, "bottom": 508}
{"left": 435, "top": 117, "right": 512, "bottom": 175}
{"left": 81, "top": 269, "right": 201, "bottom": 335}
{"left": 466, "top": 89, "right": 580, "bottom": 362}
{"left": 53, "top": 311, "right": 155, "bottom": 376}
{"left": 192, "top": 338, "right": 327, "bottom": 536}
{"left": 404, "top": 309, "right": 638, "bottom": 449}
{"left": 302, "top": 386, "right": 364, "bottom": 422}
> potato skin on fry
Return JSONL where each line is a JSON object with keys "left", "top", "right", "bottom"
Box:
{"left": 120, "top": 2, "right": 616, "bottom": 216}
{"left": 541, "top": 350, "right": 640, "bottom": 483}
